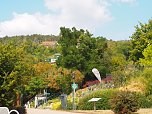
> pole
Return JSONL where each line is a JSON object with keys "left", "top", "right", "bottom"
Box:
{"left": 35, "top": 95, "right": 38, "bottom": 108}
{"left": 46, "top": 89, "right": 47, "bottom": 103}
{"left": 73, "top": 83, "right": 76, "bottom": 110}
{"left": 94, "top": 102, "right": 96, "bottom": 111}
{"left": 72, "top": 72, "right": 76, "bottom": 110}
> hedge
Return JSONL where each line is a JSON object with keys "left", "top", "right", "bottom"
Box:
{"left": 77, "top": 89, "right": 116, "bottom": 110}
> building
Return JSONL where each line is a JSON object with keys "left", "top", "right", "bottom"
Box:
{"left": 41, "top": 41, "right": 57, "bottom": 47}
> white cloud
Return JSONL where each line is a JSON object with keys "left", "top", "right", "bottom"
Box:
{"left": 0, "top": 12, "right": 60, "bottom": 37}
{"left": 0, "top": 0, "right": 112, "bottom": 37}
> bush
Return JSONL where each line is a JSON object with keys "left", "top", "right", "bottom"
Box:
{"left": 110, "top": 91, "right": 139, "bottom": 114}
{"left": 140, "top": 68, "right": 152, "bottom": 96}
{"left": 77, "top": 89, "right": 116, "bottom": 110}
{"left": 67, "top": 100, "right": 73, "bottom": 110}
{"left": 137, "top": 94, "right": 152, "bottom": 108}
{"left": 145, "top": 78, "right": 152, "bottom": 96}
{"left": 51, "top": 102, "right": 61, "bottom": 110}
{"left": 49, "top": 98, "right": 62, "bottom": 110}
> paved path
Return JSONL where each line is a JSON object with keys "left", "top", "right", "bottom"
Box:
{"left": 26, "top": 108, "right": 85, "bottom": 114}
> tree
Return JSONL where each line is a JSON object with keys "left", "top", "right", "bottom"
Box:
{"left": 47, "top": 66, "right": 84, "bottom": 94}
{"left": 139, "top": 44, "right": 152, "bottom": 66}
{"left": 23, "top": 62, "right": 52, "bottom": 103}
{"left": 0, "top": 43, "right": 34, "bottom": 106}
{"left": 130, "top": 19, "right": 152, "bottom": 63}
{"left": 57, "top": 27, "right": 109, "bottom": 82}
{"left": 139, "top": 45, "right": 152, "bottom": 96}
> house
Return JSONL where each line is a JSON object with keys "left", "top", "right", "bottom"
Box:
{"left": 41, "top": 41, "right": 57, "bottom": 47}
{"left": 45, "top": 53, "right": 61, "bottom": 64}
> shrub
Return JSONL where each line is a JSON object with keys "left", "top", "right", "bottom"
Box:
{"left": 49, "top": 98, "right": 62, "bottom": 110}
{"left": 51, "top": 101, "right": 61, "bottom": 110}
{"left": 145, "top": 78, "right": 152, "bottom": 96}
{"left": 110, "top": 91, "right": 139, "bottom": 114}
{"left": 77, "top": 89, "right": 116, "bottom": 110}
{"left": 67, "top": 100, "right": 73, "bottom": 110}
{"left": 83, "top": 80, "right": 100, "bottom": 88}
{"left": 137, "top": 94, "right": 152, "bottom": 108}
{"left": 139, "top": 68, "right": 152, "bottom": 96}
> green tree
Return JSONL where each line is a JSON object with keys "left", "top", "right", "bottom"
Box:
{"left": 140, "top": 44, "right": 152, "bottom": 66}
{"left": 104, "top": 40, "right": 132, "bottom": 87}
{"left": 130, "top": 19, "right": 152, "bottom": 63}
{"left": 0, "top": 43, "right": 34, "bottom": 106}
{"left": 57, "top": 27, "right": 108, "bottom": 81}
{"left": 23, "top": 62, "right": 51, "bottom": 104}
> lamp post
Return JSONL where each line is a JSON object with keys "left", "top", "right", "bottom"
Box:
{"left": 72, "top": 72, "right": 76, "bottom": 110}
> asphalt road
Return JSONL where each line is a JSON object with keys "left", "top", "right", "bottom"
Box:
{"left": 26, "top": 108, "right": 85, "bottom": 114}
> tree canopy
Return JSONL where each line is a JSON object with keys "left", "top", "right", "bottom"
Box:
{"left": 57, "top": 27, "right": 109, "bottom": 81}
{"left": 0, "top": 43, "right": 34, "bottom": 106}
{"left": 130, "top": 19, "right": 152, "bottom": 63}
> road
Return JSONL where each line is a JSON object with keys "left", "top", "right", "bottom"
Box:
{"left": 26, "top": 108, "right": 85, "bottom": 114}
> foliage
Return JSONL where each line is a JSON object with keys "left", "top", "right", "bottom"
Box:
{"left": 140, "top": 44, "right": 152, "bottom": 66}
{"left": 51, "top": 102, "right": 61, "bottom": 110}
{"left": 130, "top": 19, "right": 152, "bottom": 63}
{"left": 48, "top": 98, "right": 61, "bottom": 110}
{"left": 83, "top": 80, "right": 100, "bottom": 88}
{"left": 119, "top": 67, "right": 152, "bottom": 95}
{"left": 23, "top": 41, "right": 54, "bottom": 63}
{"left": 107, "top": 40, "right": 131, "bottom": 71}
{"left": 121, "top": 76, "right": 147, "bottom": 93}
{"left": 47, "top": 66, "right": 84, "bottom": 94}
{"left": 0, "top": 34, "right": 59, "bottom": 63}
{"left": 23, "top": 62, "right": 52, "bottom": 104}
{"left": 2, "top": 23, "right": 152, "bottom": 109}
{"left": 124, "top": 68, "right": 152, "bottom": 96}
{"left": 34, "top": 62, "right": 52, "bottom": 77}
{"left": 111, "top": 70, "right": 126, "bottom": 87}
{"left": 120, "top": 68, "right": 152, "bottom": 109}
{"left": 140, "top": 68, "right": 152, "bottom": 96}
{"left": 106, "top": 40, "right": 132, "bottom": 87}
{"left": 0, "top": 43, "right": 34, "bottom": 106}
{"left": 145, "top": 78, "right": 152, "bottom": 96}
{"left": 57, "top": 27, "right": 109, "bottom": 81}
{"left": 137, "top": 93, "right": 152, "bottom": 108}
{"left": 77, "top": 89, "right": 116, "bottom": 110}
{"left": 0, "top": 34, "right": 59, "bottom": 45}
{"left": 110, "top": 91, "right": 140, "bottom": 114}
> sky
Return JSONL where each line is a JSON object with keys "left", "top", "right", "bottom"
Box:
{"left": 0, "top": 0, "right": 151, "bottom": 40}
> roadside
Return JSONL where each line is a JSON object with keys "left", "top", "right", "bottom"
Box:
{"left": 72, "top": 109, "right": 152, "bottom": 114}
{"left": 71, "top": 110, "right": 114, "bottom": 114}
{"left": 26, "top": 108, "right": 152, "bottom": 114}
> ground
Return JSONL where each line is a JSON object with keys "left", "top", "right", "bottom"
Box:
{"left": 26, "top": 108, "right": 84, "bottom": 114}
{"left": 27, "top": 108, "right": 152, "bottom": 114}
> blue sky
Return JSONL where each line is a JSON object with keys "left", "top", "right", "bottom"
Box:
{"left": 0, "top": 0, "right": 151, "bottom": 40}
